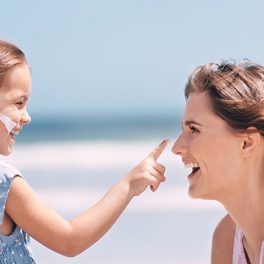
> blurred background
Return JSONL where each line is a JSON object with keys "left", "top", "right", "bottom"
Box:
{"left": 1, "top": 0, "right": 264, "bottom": 263}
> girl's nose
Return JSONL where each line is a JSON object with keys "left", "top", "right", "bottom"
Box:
{"left": 22, "top": 110, "right": 31, "bottom": 125}
{"left": 171, "top": 133, "right": 187, "bottom": 156}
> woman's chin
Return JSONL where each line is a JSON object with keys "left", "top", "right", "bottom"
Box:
{"left": 188, "top": 181, "right": 200, "bottom": 198}
{"left": 188, "top": 189, "right": 201, "bottom": 199}
{"left": 188, "top": 188, "right": 215, "bottom": 200}
{"left": 188, "top": 183, "right": 213, "bottom": 199}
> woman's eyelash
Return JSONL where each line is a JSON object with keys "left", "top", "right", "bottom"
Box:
{"left": 190, "top": 126, "right": 199, "bottom": 133}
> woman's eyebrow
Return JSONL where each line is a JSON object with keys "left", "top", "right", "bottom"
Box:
{"left": 183, "top": 120, "right": 204, "bottom": 127}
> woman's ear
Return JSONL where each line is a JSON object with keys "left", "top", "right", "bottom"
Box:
{"left": 241, "top": 128, "right": 261, "bottom": 157}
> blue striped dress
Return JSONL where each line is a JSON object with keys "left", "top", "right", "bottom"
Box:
{"left": 0, "top": 161, "right": 36, "bottom": 263}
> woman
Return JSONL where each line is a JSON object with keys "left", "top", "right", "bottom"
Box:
{"left": 172, "top": 60, "right": 264, "bottom": 264}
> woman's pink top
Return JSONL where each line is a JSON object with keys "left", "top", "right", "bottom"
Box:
{"left": 233, "top": 227, "right": 264, "bottom": 264}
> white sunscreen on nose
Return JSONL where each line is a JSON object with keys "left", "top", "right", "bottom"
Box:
{"left": 0, "top": 114, "right": 16, "bottom": 133}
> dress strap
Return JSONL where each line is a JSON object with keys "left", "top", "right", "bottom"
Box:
{"left": 259, "top": 240, "right": 264, "bottom": 264}
{"left": 233, "top": 226, "right": 248, "bottom": 264}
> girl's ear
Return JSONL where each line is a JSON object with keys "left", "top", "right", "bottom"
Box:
{"left": 241, "top": 127, "right": 261, "bottom": 157}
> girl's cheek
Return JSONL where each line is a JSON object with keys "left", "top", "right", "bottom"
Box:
{"left": 0, "top": 114, "right": 16, "bottom": 133}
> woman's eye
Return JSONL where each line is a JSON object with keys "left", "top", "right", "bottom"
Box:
{"left": 190, "top": 126, "right": 199, "bottom": 133}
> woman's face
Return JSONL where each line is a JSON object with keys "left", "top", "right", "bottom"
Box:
{"left": 172, "top": 92, "right": 244, "bottom": 200}
{"left": 0, "top": 63, "right": 31, "bottom": 155}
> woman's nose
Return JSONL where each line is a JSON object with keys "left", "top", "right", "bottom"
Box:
{"left": 171, "top": 133, "right": 187, "bottom": 156}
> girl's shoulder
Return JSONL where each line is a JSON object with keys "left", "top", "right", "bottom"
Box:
{"left": 0, "top": 160, "right": 23, "bottom": 181}
{"left": 0, "top": 161, "right": 23, "bottom": 225}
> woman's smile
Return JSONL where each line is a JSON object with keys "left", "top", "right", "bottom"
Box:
{"left": 172, "top": 91, "right": 245, "bottom": 200}
{"left": 183, "top": 159, "right": 200, "bottom": 178}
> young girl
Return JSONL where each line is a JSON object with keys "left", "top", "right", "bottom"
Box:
{"left": 0, "top": 39, "right": 168, "bottom": 263}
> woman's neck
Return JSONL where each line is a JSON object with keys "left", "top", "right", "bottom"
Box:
{"left": 220, "top": 169, "right": 264, "bottom": 264}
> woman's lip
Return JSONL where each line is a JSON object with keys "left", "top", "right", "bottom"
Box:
{"left": 188, "top": 167, "right": 200, "bottom": 179}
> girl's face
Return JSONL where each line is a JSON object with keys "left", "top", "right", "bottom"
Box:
{"left": 172, "top": 92, "right": 244, "bottom": 200}
{"left": 0, "top": 63, "right": 31, "bottom": 155}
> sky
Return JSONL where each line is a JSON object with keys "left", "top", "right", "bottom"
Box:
{"left": 1, "top": 0, "right": 264, "bottom": 119}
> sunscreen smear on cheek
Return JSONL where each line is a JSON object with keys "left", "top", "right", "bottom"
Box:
{"left": 0, "top": 114, "right": 16, "bottom": 133}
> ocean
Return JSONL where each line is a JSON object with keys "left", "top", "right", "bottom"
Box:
{"left": 3, "top": 116, "right": 226, "bottom": 264}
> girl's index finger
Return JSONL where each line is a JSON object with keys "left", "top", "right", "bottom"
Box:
{"left": 148, "top": 139, "right": 170, "bottom": 161}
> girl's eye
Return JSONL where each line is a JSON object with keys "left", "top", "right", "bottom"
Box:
{"left": 16, "top": 102, "right": 24, "bottom": 108}
{"left": 190, "top": 126, "right": 199, "bottom": 133}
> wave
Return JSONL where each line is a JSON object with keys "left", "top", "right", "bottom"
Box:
{"left": 35, "top": 187, "right": 225, "bottom": 213}
{"left": 7, "top": 140, "right": 182, "bottom": 170}
{"left": 17, "top": 115, "right": 181, "bottom": 143}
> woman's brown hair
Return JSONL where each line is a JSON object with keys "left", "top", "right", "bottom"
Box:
{"left": 185, "top": 60, "right": 264, "bottom": 135}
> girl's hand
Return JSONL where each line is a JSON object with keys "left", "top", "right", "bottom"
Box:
{"left": 124, "top": 139, "right": 169, "bottom": 196}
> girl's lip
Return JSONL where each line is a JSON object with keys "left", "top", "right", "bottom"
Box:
{"left": 9, "top": 134, "right": 16, "bottom": 141}
{"left": 10, "top": 130, "right": 20, "bottom": 139}
{"left": 11, "top": 129, "right": 20, "bottom": 135}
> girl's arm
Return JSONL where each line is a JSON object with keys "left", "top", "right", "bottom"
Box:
{"left": 5, "top": 139, "right": 168, "bottom": 257}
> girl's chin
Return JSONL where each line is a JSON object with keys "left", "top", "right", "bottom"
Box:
{"left": 1, "top": 146, "right": 13, "bottom": 156}
{"left": 1, "top": 151, "right": 12, "bottom": 156}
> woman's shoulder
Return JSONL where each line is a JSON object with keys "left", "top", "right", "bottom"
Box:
{"left": 211, "top": 214, "right": 236, "bottom": 264}
{"left": 213, "top": 214, "right": 236, "bottom": 240}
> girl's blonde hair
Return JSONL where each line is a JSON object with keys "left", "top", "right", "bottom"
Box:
{"left": 0, "top": 39, "right": 28, "bottom": 85}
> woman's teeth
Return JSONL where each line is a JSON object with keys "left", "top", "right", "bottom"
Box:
{"left": 184, "top": 162, "right": 200, "bottom": 174}
{"left": 184, "top": 163, "right": 199, "bottom": 169}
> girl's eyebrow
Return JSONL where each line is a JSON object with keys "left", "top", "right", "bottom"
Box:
{"left": 16, "top": 95, "right": 29, "bottom": 100}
